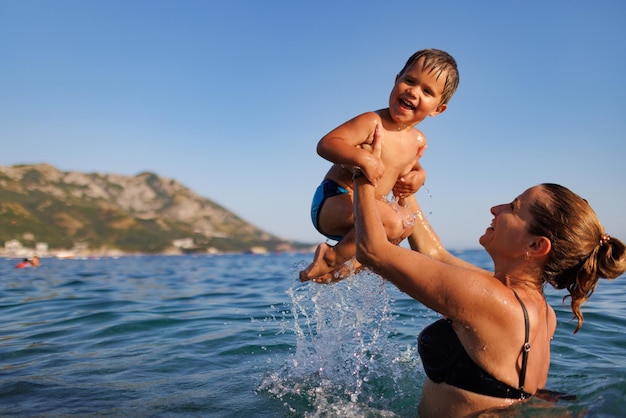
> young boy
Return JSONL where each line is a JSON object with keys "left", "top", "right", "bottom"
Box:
{"left": 300, "top": 49, "right": 459, "bottom": 283}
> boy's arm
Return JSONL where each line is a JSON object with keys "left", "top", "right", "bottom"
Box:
{"left": 317, "top": 112, "right": 385, "bottom": 185}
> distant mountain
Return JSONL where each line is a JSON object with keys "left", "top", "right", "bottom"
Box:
{"left": 0, "top": 164, "right": 311, "bottom": 256}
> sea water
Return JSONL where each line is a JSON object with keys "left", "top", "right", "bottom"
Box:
{"left": 1, "top": 252, "right": 625, "bottom": 417}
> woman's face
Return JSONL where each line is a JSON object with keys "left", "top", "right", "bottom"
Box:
{"left": 479, "top": 186, "right": 545, "bottom": 258}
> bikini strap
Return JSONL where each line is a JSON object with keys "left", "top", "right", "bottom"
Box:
{"left": 512, "top": 290, "right": 530, "bottom": 392}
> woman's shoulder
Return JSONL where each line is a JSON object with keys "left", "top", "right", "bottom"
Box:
{"left": 456, "top": 279, "right": 539, "bottom": 335}
{"left": 430, "top": 267, "right": 515, "bottom": 323}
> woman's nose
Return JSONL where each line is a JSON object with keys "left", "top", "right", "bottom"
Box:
{"left": 490, "top": 204, "right": 504, "bottom": 216}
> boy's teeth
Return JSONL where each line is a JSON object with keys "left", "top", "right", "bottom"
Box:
{"left": 401, "top": 99, "right": 415, "bottom": 109}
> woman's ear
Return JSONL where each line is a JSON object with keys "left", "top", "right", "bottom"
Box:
{"left": 530, "top": 237, "right": 551, "bottom": 257}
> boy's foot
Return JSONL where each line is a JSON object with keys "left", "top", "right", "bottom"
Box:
{"left": 311, "top": 258, "right": 364, "bottom": 284}
{"left": 299, "top": 243, "right": 335, "bottom": 282}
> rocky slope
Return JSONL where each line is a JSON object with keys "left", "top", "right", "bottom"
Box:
{"left": 0, "top": 164, "right": 310, "bottom": 256}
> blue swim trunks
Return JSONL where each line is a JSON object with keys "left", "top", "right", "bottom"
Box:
{"left": 310, "top": 179, "right": 348, "bottom": 241}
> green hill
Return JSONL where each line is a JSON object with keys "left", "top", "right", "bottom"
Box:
{"left": 0, "top": 164, "right": 311, "bottom": 256}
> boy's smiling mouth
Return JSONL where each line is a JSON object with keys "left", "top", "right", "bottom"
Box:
{"left": 399, "top": 98, "right": 416, "bottom": 110}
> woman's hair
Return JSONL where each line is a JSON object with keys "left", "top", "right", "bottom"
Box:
{"left": 528, "top": 183, "right": 626, "bottom": 332}
{"left": 398, "top": 48, "right": 459, "bottom": 105}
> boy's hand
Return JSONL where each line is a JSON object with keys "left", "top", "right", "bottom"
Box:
{"left": 393, "top": 163, "right": 426, "bottom": 198}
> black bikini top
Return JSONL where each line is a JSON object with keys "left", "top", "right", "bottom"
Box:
{"left": 417, "top": 290, "right": 532, "bottom": 399}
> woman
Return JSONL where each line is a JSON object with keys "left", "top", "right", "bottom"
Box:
{"left": 353, "top": 167, "right": 626, "bottom": 416}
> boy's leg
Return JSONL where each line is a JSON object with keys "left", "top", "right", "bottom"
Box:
{"left": 299, "top": 241, "right": 336, "bottom": 282}
{"left": 300, "top": 192, "right": 354, "bottom": 282}
{"left": 388, "top": 200, "right": 416, "bottom": 242}
{"left": 299, "top": 229, "right": 357, "bottom": 282}
{"left": 314, "top": 200, "right": 412, "bottom": 282}
{"left": 300, "top": 198, "right": 412, "bottom": 282}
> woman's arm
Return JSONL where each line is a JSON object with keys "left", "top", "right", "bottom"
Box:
{"left": 391, "top": 157, "right": 482, "bottom": 271}
{"left": 403, "top": 194, "right": 482, "bottom": 271}
{"left": 354, "top": 175, "right": 496, "bottom": 319}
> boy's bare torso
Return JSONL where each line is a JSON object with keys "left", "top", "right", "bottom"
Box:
{"left": 325, "top": 121, "right": 423, "bottom": 197}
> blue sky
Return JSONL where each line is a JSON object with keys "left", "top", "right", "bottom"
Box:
{"left": 1, "top": 0, "right": 625, "bottom": 249}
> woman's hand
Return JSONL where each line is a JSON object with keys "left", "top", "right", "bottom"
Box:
{"left": 358, "top": 123, "right": 385, "bottom": 186}
{"left": 393, "top": 163, "right": 426, "bottom": 199}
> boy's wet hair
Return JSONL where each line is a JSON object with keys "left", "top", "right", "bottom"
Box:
{"left": 398, "top": 49, "right": 459, "bottom": 105}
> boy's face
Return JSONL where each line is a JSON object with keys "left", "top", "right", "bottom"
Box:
{"left": 388, "top": 58, "right": 448, "bottom": 126}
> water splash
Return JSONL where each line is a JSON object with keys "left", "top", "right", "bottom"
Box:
{"left": 423, "top": 185, "right": 433, "bottom": 216}
{"left": 387, "top": 195, "right": 417, "bottom": 229}
{"left": 259, "top": 264, "right": 421, "bottom": 417}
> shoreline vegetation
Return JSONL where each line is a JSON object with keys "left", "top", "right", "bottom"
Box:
{"left": 1, "top": 244, "right": 315, "bottom": 261}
